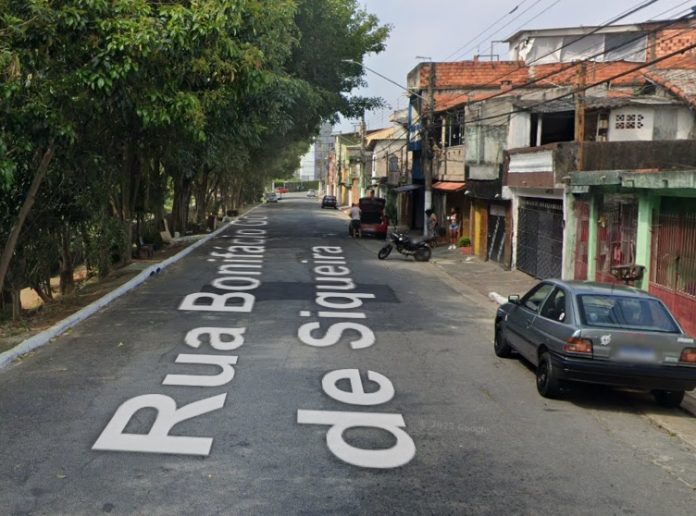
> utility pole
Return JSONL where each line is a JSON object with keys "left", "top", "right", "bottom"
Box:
{"left": 360, "top": 112, "right": 367, "bottom": 198}
{"left": 423, "top": 62, "right": 435, "bottom": 237}
{"left": 574, "top": 61, "right": 586, "bottom": 171}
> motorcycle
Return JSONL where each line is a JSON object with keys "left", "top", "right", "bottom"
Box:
{"left": 378, "top": 232, "right": 432, "bottom": 262}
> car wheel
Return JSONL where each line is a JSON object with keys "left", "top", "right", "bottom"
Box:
{"left": 493, "top": 325, "right": 513, "bottom": 358}
{"left": 536, "top": 352, "right": 562, "bottom": 399}
{"left": 652, "top": 389, "right": 684, "bottom": 408}
{"left": 414, "top": 246, "right": 431, "bottom": 262}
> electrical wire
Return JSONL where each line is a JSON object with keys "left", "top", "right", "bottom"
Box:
{"left": 442, "top": 0, "right": 534, "bottom": 61}
{"left": 449, "top": 0, "right": 560, "bottom": 61}
{"left": 456, "top": 39, "right": 696, "bottom": 127}
{"left": 436, "top": 7, "right": 695, "bottom": 118}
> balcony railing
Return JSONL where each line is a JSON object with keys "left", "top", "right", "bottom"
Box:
{"left": 507, "top": 140, "right": 696, "bottom": 186}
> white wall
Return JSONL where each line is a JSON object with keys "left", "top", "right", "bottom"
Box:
{"left": 508, "top": 112, "right": 531, "bottom": 150}
{"left": 608, "top": 107, "right": 654, "bottom": 142}
{"left": 677, "top": 107, "right": 695, "bottom": 139}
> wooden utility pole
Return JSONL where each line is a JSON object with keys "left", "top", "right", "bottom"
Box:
{"left": 574, "top": 61, "right": 586, "bottom": 171}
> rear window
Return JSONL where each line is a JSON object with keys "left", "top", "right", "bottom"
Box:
{"left": 578, "top": 294, "right": 680, "bottom": 333}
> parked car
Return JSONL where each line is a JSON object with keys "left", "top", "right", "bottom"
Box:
{"left": 321, "top": 195, "right": 338, "bottom": 209}
{"left": 494, "top": 279, "right": 696, "bottom": 407}
{"left": 265, "top": 192, "right": 279, "bottom": 203}
{"left": 306, "top": 190, "right": 316, "bottom": 198}
{"left": 275, "top": 186, "right": 288, "bottom": 194}
{"left": 358, "top": 196, "right": 388, "bottom": 239}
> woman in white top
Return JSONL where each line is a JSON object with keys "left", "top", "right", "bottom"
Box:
{"left": 448, "top": 208, "right": 459, "bottom": 249}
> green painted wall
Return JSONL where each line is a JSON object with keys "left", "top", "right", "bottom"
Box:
{"left": 634, "top": 194, "right": 657, "bottom": 291}
{"left": 587, "top": 196, "right": 598, "bottom": 280}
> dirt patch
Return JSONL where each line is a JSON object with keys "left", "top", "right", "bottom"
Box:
{"left": 0, "top": 242, "right": 188, "bottom": 355}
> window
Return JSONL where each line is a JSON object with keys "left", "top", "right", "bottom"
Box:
{"left": 540, "top": 288, "right": 567, "bottom": 322}
{"left": 615, "top": 113, "right": 644, "bottom": 130}
{"left": 521, "top": 283, "right": 555, "bottom": 312}
{"left": 578, "top": 294, "right": 679, "bottom": 332}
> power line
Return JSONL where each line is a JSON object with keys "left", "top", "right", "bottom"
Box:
{"left": 442, "top": 0, "right": 532, "bottom": 61}
{"left": 436, "top": 8, "right": 695, "bottom": 117}
{"left": 449, "top": 0, "right": 561, "bottom": 61}
{"left": 457, "top": 38, "right": 696, "bottom": 127}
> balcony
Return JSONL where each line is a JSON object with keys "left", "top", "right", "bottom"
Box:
{"left": 506, "top": 140, "right": 696, "bottom": 189}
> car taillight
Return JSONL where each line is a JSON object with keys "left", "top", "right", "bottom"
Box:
{"left": 564, "top": 337, "right": 593, "bottom": 355}
{"left": 680, "top": 347, "right": 696, "bottom": 363}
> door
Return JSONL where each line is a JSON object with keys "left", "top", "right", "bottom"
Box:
{"left": 505, "top": 282, "right": 555, "bottom": 362}
{"left": 488, "top": 203, "right": 507, "bottom": 264}
{"left": 517, "top": 198, "right": 563, "bottom": 279}
{"left": 649, "top": 198, "right": 696, "bottom": 337}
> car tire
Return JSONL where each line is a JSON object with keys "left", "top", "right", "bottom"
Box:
{"left": 652, "top": 389, "right": 684, "bottom": 408}
{"left": 536, "top": 352, "right": 563, "bottom": 399}
{"left": 493, "top": 325, "right": 513, "bottom": 358}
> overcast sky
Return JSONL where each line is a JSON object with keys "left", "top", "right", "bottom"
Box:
{"left": 335, "top": 0, "right": 691, "bottom": 132}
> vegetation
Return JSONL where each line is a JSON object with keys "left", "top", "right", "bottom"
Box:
{"left": 458, "top": 236, "right": 471, "bottom": 247}
{"left": 0, "top": 0, "right": 390, "bottom": 319}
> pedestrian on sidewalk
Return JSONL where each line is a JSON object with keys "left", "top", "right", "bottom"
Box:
{"left": 426, "top": 209, "right": 438, "bottom": 244}
{"left": 349, "top": 203, "right": 361, "bottom": 238}
{"left": 448, "top": 208, "right": 459, "bottom": 250}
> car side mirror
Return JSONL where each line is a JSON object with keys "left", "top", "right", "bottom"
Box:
{"left": 508, "top": 294, "right": 520, "bottom": 304}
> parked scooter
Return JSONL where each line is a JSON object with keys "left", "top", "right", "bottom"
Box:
{"left": 378, "top": 232, "right": 432, "bottom": 262}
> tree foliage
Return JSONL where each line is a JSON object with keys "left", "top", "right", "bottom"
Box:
{"left": 0, "top": 0, "right": 390, "bottom": 318}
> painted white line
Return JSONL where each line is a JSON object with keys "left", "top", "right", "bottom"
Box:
{"left": 0, "top": 208, "right": 261, "bottom": 370}
{"left": 488, "top": 292, "right": 508, "bottom": 305}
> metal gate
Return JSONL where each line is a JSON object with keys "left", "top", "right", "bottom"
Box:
{"left": 487, "top": 203, "right": 507, "bottom": 264}
{"left": 517, "top": 198, "right": 563, "bottom": 279}
{"left": 649, "top": 198, "right": 696, "bottom": 337}
{"left": 595, "top": 196, "right": 638, "bottom": 284}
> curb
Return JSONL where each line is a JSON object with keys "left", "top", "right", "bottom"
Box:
{"left": 0, "top": 209, "right": 258, "bottom": 370}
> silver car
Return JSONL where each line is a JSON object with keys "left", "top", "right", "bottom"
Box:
{"left": 494, "top": 280, "right": 696, "bottom": 407}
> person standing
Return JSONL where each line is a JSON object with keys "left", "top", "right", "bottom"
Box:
{"left": 425, "top": 209, "right": 438, "bottom": 242}
{"left": 448, "top": 208, "right": 459, "bottom": 250}
{"left": 349, "top": 203, "right": 362, "bottom": 238}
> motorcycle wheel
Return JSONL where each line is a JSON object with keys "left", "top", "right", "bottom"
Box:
{"left": 378, "top": 245, "right": 393, "bottom": 260}
{"left": 414, "top": 246, "right": 431, "bottom": 262}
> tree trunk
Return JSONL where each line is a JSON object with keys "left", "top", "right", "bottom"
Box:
{"left": 0, "top": 143, "right": 55, "bottom": 295}
{"left": 171, "top": 173, "right": 192, "bottom": 236}
{"left": 31, "top": 283, "right": 52, "bottom": 304}
{"left": 194, "top": 168, "right": 210, "bottom": 227}
{"left": 59, "top": 222, "right": 75, "bottom": 295}
{"left": 11, "top": 288, "right": 21, "bottom": 322}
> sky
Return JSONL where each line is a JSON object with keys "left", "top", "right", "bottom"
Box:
{"left": 335, "top": 0, "right": 692, "bottom": 132}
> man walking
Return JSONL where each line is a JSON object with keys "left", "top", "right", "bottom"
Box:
{"left": 350, "top": 203, "right": 362, "bottom": 238}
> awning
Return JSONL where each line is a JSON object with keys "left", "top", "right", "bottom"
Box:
{"left": 392, "top": 184, "right": 423, "bottom": 193}
{"left": 432, "top": 181, "right": 466, "bottom": 192}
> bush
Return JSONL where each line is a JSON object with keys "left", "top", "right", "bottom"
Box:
{"left": 457, "top": 236, "right": 471, "bottom": 247}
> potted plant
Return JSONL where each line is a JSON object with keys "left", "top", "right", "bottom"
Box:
{"left": 458, "top": 236, "right": 472, "bottom": 255}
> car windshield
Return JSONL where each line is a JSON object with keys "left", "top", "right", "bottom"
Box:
{"left": 577, "top": 294, "right": 680, "bottom": 333}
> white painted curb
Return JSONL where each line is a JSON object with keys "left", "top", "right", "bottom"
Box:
{"left": 488, "top": 292, "right": 508, "bottom": 305}
{"left": 0, "top": 209, "right": 259, "bottom": 370}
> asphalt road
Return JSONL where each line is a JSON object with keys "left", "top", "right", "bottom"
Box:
{"left": 2, "top": 193, "right": 696, "bottom": 515}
